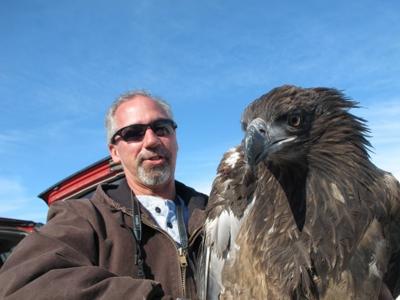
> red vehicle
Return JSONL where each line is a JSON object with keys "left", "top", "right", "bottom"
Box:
{"left": 1, "top": 157, "right": 121, "bottom": 267}
{"left": 39, "top": 156, "right": 123, "bottom": 205}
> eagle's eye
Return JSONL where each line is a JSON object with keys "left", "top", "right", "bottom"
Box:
{"left": 288, "top": 113, "right": 302, "bottom": 128}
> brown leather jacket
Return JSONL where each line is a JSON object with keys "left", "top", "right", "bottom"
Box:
{"left": 0, "top": 180, "right": 207, "bottom": 299}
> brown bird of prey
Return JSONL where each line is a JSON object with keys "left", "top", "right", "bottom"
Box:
{"left": 198, "top": 85, "right": 400, "bottom": 299}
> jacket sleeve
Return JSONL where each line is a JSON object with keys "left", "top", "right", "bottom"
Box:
{"left": 0, "top": 200, "right": 172, "bottom": 300}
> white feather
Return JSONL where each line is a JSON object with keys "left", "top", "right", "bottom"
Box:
{"left": 224, "top": 148, "right": 241, "bottom": 169}
{"left": 202, "top": 195, "right": 257, "bottom": 299}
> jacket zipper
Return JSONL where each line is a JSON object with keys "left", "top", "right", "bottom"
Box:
{"left": 123, "top": 207, "right": 203, "bottom": 298}
{"left": 178, "top": 247, "right": 187, "bottom": 296}
{"left": 141, "top": 219, "right": 188, "bottom": 298}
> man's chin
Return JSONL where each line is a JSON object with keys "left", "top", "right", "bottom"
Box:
{"left": 137, "top": 166, "right": 171, "bottom": 186}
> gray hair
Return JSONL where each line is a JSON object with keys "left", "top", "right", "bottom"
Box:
{"left": 105, "top": 90, "right": 174, "bottom": 144}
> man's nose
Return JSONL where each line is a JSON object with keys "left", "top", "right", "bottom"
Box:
{"left": 142, "top": 127, "right": 161, "bottom": 148}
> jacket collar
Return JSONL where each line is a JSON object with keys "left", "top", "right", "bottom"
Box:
{"left": 93, "top": 178, "right": 207, "bottom": 236}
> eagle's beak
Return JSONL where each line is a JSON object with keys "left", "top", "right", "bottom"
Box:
{"left": 244, "top": 118, "right": 269, "bottom": 167}
{"left": 244, "top": 118, "right": 295, "bottom": 167}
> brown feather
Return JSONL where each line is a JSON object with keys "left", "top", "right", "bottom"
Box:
{"left": 204, "top": 85, "right": 400, "bottom": 299}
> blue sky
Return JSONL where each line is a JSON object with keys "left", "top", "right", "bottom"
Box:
{"left": 1, "top": 0, "right": 399, "bottom": 223}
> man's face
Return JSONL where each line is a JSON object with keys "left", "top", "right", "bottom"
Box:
{"left": 109, "top": 96, "right": 178, "bottom": 190}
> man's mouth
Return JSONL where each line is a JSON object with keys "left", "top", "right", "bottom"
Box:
{"left": 142, "top": 154, "right": 168, "bottom": 166}
{"left": 148, "top": 155, "right": 162, "bottom": 160}
{"left": 139, "top": 148, "right": 170, "bottom": 167}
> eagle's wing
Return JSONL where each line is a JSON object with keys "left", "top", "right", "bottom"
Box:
{"left": 381, "top": 171, "right": 400, "bottom": 296}
{"left": 197, "top": 146, "right": 256, "bottom": 300}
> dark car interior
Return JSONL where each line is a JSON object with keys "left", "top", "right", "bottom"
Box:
{"left": 0, "top": 229, "right": 28, "bottom": 267}
{"left": 0, "top": 218, "right": 42, "bottom": 268}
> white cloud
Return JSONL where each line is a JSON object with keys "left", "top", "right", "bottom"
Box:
{"left": 0, "top": 132, "right": 24, "bottom": 154}
{"left": 371, "top": 149, "right": 400, "bottom": 182}
{"left": 0, "top": 177, "right": 47, "bottom": 223}
{"left": 358, "top": 99, "right": 400, "bottom": 119}
{"left": 0, "top": 177, "right": 28, "bottom": 212}
{"left": 354, "top": 100, "right": 400, "bottom": 181}
{"left": 190, "top": 180, "right": 212, "bottom": 195}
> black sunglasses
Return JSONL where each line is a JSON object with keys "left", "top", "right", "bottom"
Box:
{"left": 111, "top": 118, "right": 177, "bottom": 144}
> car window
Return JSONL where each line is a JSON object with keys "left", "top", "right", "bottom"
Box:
{"left": 0, "top": 229, "right": 28, "bottom": 267}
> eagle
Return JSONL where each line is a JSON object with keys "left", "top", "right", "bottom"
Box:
{"left": 198, "top": 85, "right": 400, "bottom": 299}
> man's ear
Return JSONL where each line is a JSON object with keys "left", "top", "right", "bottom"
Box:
{"left": 109, "top": 144, "right": 121, "bottom": 163}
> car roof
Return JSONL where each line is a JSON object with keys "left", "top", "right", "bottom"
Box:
{"left": 0, "top": 217, "right": 38, "bottom": 228}
{"left": 38, "top": 156, "right": 124, "bottom": 205}
{"left": 0, "top": 217, "right": 43, "bottom": 233}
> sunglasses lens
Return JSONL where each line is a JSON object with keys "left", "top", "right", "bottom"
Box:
{"left": 112, "top": 119, "right": 177, "bottom": 143}
{"left": 120, "top": 125, "right": 146, "bottom": 142}
{"left": 152, "top": 120, "right": 176, "bottom": 137}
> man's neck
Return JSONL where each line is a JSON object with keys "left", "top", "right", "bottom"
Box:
{"left": 127, "top": 178, "right": 176, "bottom": 200}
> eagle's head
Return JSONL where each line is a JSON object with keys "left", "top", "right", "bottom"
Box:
{"left": 242, "top": 85, "right": 370, "bottom": 172}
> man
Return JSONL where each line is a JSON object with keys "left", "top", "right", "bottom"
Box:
{"left": 0, "top": 91, "right": 208, "bottom": 299}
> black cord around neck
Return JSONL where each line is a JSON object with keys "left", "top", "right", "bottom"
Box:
{"left": 130, "top": 191, "right": 145, "bottom": 279}
{"left": 175, "top": 196, "right": 188, "bottom": 251}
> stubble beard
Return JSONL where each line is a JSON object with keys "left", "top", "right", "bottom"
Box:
{"left": 137, "top": 162, "right": 171, "bottom": 186}
{"left": 136, "top": 147, "right": 173, "bottom": 186}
